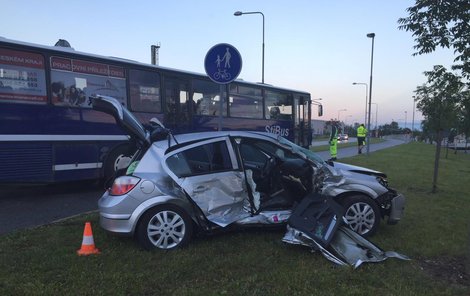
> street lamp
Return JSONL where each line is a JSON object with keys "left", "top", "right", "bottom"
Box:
{"left": 337, "top": 109, "right": 347, "bottom": 121}
{"left": 371, "top": 102, "right": 378, "bottom": 137}
{"left": 366, "top": 32, "right": 375, "bottom": 155}
{"left": 352, "top": 82, "right": 368, "bottom": 124}
{"left": 234, "top": 11, "right": 265, "bottom": 84}
{"left": 311, "top": 98, "right": 323, "bottom": 117}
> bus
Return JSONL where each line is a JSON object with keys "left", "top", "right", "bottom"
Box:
{"left": 0, "top": 37, "right": 312, "bottom": 184}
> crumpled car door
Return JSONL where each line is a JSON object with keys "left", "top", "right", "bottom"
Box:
{"left": 283, "top": 193, "right": 409, "bottom": 268}
{"left": 163, "top": 137, "right": 251, "bottom": 227}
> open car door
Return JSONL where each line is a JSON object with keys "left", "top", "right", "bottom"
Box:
{"left": 162, "top": 137, "right": 252, "bottom": 227}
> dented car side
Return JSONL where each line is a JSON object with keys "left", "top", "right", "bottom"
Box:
{"left": 93, "top": 95, "right": 406, "bottom": 266}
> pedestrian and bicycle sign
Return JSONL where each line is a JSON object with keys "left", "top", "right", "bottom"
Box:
{"left": 204, "top": 43, "right": 242, "bottom": 84}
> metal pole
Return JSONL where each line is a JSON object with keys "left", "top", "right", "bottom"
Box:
{"left": 261, "top": 13, "right": 265, "bottom": 84}
{"left": 218, "top": 84, "right": 224, "bottom": 131}
{"left": 412, "top": 96, "right": 416, "bottom": 141}
{"left": 234, "top": 11, "right": 265, "bottom": 84}
{"left": 366, "top": 33, "right": 375, "bottom": 155}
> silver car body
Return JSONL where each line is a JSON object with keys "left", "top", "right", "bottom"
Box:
{"left": 93, "top": 95, "right": 405, "bottom": 247}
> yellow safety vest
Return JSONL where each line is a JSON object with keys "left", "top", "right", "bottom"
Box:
{"left": 357, "top": 126, "right": 367, "bottom": 137}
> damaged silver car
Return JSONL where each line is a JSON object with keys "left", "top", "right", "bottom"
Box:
{"left": 92, "top": 95, "right": 406, "bottom": 261}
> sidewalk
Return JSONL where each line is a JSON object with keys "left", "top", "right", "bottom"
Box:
{"left": 313, "top": 137, "right": 407, "bottom": 161}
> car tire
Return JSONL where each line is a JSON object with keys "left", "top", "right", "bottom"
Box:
{"left": 136, "top": 205, "right": 193, "bottom": 250}
{"left": 340, "top": 195, "right": 380, "bottom": 237}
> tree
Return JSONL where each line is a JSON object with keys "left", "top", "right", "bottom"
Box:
{"left": 414, "top": 65, "right": 462, "bottom": 192}
{"left": 458, "top": 89, "right": 470, "bottom": 153}
{"left": 398, "top": 0, "right": 470, "bottom": 78}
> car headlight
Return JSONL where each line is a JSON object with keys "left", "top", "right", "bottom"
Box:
{"left": 376, "top": 176, "right": 388, "bottom": 188}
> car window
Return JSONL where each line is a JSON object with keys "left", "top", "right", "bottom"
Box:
{"left": 166, "top": 140, "right": 232, "bottom": 177}
{"left": 247, "top": 140, "right": 299, "bottom": 161}
{"left": 240, "top": 143, "right": 268, "bottom": 163}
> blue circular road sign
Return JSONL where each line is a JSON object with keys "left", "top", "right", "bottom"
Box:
{"left": 204, "top": 43, "right": 242, "bottom": 84}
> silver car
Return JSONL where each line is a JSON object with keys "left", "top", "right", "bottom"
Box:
{"left": 92, "top": 95, "right": 405, "bottom": 251}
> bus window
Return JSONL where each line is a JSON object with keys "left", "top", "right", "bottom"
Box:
{"left": 50, "top": 57, "right": 127, "bottom": 107}
{"left": 229, "top": 84, "right": 263, "bottom": 119}
{"left": 265, "top": 90, "right": 293, "bottom": 120}
{"left": 0, "top": 48, "right": 47, "bottom": 104}
{"left": 164, "top": 78, "right": 190, "bottom": 130}
{"left": 192, "top": 79, "right": 223, "bottom": 116}
{"left": 129, "top": 69, "right": 161, "bottom": 113}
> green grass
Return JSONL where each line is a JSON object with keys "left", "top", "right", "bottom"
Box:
{"left": 1, "top": 142, "right": 469, "bottom": 295}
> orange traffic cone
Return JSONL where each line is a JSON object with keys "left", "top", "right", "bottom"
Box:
{"left": 77, "top": 222, "right": 100, "bottom": 255}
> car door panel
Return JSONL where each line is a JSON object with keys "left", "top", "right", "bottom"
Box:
{"left": 162, "top": 137, "right": 250, "bottom": 227}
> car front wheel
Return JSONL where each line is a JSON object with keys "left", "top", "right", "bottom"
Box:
{"left": 136, "top": 205, "right": 193, "bottom": 250}
{"left": 340, "top": 195, "right": 380, "bottom": 237}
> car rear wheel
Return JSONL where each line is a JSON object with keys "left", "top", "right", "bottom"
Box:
{"left": 136, "top": 205, "right": 193, "bottom": 250}
{"left": 340, "top": 195, "right": 380, "bottom": 237}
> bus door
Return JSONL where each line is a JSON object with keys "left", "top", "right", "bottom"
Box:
{"left": 163, "top": 77, "right": 191, "bottom": 133}
{"left": 294, "top": 94, "right": 311, "bottom": 147}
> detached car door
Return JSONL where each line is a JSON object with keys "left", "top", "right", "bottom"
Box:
{"left": 162, "top": 137, "right": 251, "bottom": 227}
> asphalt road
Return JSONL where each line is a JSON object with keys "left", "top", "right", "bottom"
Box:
{"left": 0, "top": 136, "right": 407, "bottom": 235}
{"left": 0, "top": 180, "right": 105, "bottom": 235}
{"left": 314, "top": 137, "right": 407, "bottom": 160}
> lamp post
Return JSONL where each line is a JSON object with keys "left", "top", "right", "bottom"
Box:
{"left": 234, "top": 11, "right": 265, "bottom": 84}
{"left": 412, "top": 96, "right": 416, "bottom": 141}
{"left": 352, "top": 82, "right": 368, "bottom": 124}
{"left": 337, "top": 109, "right": 347, "bottom": 121}
{"left": 404, "top": 111, "right": 408, "bottom": 129}
{"left": 366, "top": 32, "right": 375, "bottom": 155}
{"left": 371, "top": 102, "right": 378, "bottom": 137}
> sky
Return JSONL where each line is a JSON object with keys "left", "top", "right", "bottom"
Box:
{"left": 1, "top": 0, "right": 458, "bottom": 128}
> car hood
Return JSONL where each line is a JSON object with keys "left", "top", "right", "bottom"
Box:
{"left": 330, "top": 161, "right": 387, "bottom": 179}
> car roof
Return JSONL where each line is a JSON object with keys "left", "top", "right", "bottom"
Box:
{"left": 156, "top": 130, "right": 280, "bottom": 149}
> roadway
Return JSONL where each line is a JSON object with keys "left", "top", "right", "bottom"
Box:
{"left": 312, "top": 136, "right": 407, "bottom": 160}
{"left": 0, "top": 136, "right": 407, "bottom": 235}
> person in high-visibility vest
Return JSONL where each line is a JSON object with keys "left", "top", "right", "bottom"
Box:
{"left": 357, "top": 124, "right": 367, "bottom": 154}
{"left": 329, "top": 121, "right": 339, "bottom": 161}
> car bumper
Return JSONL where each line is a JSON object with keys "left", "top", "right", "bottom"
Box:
{"left": 98, "top": 192, "right": 137, "bottom": 235}
{"left": 99, "top": 212, "right": 134, "bottom": 235}
{"left": 387, "top": 193, "right": 405, "bottom": 225}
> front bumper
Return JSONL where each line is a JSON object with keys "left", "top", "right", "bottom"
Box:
{"left": 387, "top": 193, "right": 405, "bottom": 224}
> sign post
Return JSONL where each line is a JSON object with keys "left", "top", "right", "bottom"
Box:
{"left": 204, "top": 43, "right": 242, "bottom": 131}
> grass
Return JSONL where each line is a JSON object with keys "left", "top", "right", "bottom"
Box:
{"left": 1, "top": 142, "right": 469, "bottom": 295}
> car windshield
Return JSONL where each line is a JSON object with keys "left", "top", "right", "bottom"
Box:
{"left": 278, "top": 136, "right": 325, "bottom": 165}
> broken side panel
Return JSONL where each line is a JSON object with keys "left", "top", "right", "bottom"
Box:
{"left": 180, "top": 171, "right": 250, "bottom": 227}
{"left": 328, "top": 226, "right": 410, "bottom": 268}
{"left": 287, "top": 193, "right": 344, "bottom": 247}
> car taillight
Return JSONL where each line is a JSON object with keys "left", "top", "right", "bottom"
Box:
{"left": 109, "top": 176, "right": 141, "bottom": 196}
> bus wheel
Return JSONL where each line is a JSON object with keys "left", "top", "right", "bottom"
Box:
{"left": 103, "top": 145, "right": 133, "bottom": 183}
